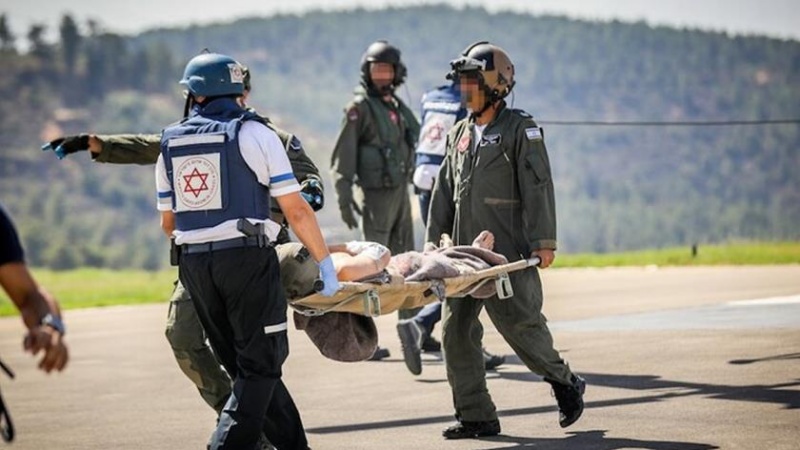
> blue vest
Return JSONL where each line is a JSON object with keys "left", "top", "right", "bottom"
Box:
{"left": 415, "top": 84, "right": 466, "bottom": 167}
{"left": 412, "top": 84, "right": 467, "bottom": 190}
{"left": 161, "top": 97, "right": 270, "bottom": 231}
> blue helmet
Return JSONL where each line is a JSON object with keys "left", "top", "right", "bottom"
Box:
{"left": 179, "top": 53, "right": 246, "bottom": 97}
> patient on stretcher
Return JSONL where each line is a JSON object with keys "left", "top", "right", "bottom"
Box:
{"left": 278, "top": 230, "right": 504, "bottom": 300}
{"left": 276, "top": 232, "right": 507, "bottom": 362}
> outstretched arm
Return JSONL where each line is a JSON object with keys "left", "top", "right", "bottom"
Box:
{"left": 42, "top": 134, "right": 161, "bottom": 165}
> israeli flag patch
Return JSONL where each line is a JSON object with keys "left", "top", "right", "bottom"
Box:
{"left": 525, "top": 127, "right": 542, "bottom": 141}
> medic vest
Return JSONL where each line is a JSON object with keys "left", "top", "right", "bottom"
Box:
{"left": 160, "top": 97, "right": 270, "bottom": 231}
{"left": 412, "top": 84, "right": 466, "bottom": 191}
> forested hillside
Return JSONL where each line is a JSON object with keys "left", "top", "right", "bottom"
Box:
{"left": 1, "top": 5, "right": 798, "bottom": 270}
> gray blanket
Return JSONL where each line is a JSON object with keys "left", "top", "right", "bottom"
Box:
{"left": 389, "top": 246, "right": 508, "bottom": 298}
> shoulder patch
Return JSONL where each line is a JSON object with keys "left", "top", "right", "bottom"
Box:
{"left": 346, "top": 107, "right": 359, "bottom": 122}
{"left": 289, "top": 136, "right": 302, "bottom": 152}
{"left": 525, "top": 127, "right": 542, "bottom": 141}
{"left": 512, "top": 109, "right": 532, "bottom": 118}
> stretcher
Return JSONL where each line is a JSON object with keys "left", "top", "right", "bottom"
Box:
{"left": 290, "top": 256, "right": 541, "bottom": 318}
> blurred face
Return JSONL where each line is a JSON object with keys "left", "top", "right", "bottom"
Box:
{"left": 369, "top": 62, "right": 395, "bottom": 90}
{"left": 458, "top": 71, "right": 485, "bottom": 112}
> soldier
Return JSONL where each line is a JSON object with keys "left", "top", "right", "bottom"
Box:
{"left": 157, "top": 52, "right": 336, "bottom": 449}
{"left": 330, "top": 40, "right": 422, "bottom": 359}
{"left": 397, "top": 81, "right": 505, "bottom": 376}
{"left": 427, "top": 42, "right": 586, "bottom": 439}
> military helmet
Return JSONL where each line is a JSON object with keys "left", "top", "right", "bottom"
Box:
{"left": 179, "top": 53, "right": 246, "bottom": 97}
{"left": 447, "top": 41, "right": 515, "bottom": 100}
{"left": 360, "top": 40, "right": 407, "bottom": 87}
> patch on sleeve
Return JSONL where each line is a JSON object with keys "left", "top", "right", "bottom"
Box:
{"left": 289, "top": 136, "right": 302, "bottom": 152}
{"left": 347, "top": 107, "right": 359, "bottom": 121}
{"left": 525, "top": 127, "right": 542, "bottom": 141}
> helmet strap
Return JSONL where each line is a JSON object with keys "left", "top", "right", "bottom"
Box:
{"left": 183, "top": 95, "right": 192, "bottom": 119}
{"left": 471, "top": 80, "right": 503, "bottom": 119}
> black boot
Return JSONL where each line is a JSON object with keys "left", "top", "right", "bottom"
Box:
{"left": 442, "top": 419, "right": 501, "bottom": 439}
{"left": 421, "top": 335, "right": 441, "bottom": 352}
{"left": 367, "top": 346, "right": 391, "bottom": 361}
{"left": 545, "top": 374, "right": 586, "bottom": 428}
{"left": 483, "top": 348, "right": 506, "bottom": 371}
{"left": 396, "top": 319, "right": 423, "bottom": 375}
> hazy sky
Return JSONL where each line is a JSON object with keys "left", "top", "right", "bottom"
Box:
{"left": 1, "top": 0, "right": 798, "bottom": 42}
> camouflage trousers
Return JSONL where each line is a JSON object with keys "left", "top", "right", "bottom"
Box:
{"left": 164, "top": 280, "right": 232, "bottom": 414}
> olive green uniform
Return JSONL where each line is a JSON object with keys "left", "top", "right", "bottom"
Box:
{"left": 331, "top": 85, "right": 420, "bottom": 255}
{"left": 426, "top": 103, "right": 574, "bottom": 422}
{"left": 94, "top": 119, "right": 321, "bottom": 413}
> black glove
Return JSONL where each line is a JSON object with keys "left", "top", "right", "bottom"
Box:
{"left": 340, "top": 204, "right": 359, "bottom": 230}
{"left": 41, "top": 134, "right": 90, "bottom": 160}
{"left": 299, "top": 179, "right": 324, "bottom": 211}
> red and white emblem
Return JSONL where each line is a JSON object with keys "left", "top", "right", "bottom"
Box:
{"left": 456, "top": 133, "right": 471, "bottom": 153}
{"left": 173, "top": 155, "right": 222, "bottom": 211}
{"left": 423, "top": 122, "right": 445, "bottom": 144}
{"left": 388, "top": 110, "right": 399, "bottom": 124}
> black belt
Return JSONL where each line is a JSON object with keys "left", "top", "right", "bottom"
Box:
{"left": 181, "top": 236, "right": 268, "bottom": 254}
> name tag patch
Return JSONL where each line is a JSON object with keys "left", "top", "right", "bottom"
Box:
{"left": 479, "top": 134, "right": 502, "bottom": 147}
{"left": 525, "top": 127, "right": 542, "bottom": 140}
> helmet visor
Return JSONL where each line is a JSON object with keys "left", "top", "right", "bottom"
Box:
{"left": 446, "top": 55, "right": 487, "bottom": 80}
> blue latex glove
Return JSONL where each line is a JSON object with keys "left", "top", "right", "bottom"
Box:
{"left": 318, "top": 256, "right": 341, "bottom": 297}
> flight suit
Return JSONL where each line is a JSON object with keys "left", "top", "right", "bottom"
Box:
{"left": 93, "top": 117, "right": 321, "bottom": 414}
{"left": 427, "top": 103, "right": 575, "bottom": 422}
{"left": 331, "top": 84, "right": 420, "bottom": 255}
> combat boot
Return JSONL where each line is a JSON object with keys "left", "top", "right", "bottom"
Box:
{"left": 483, "top": 348, "right": 506, "bottom": 371}
{"left": 442, "top": 419, "right": 501, "bottom": 439}
{"left": 545, "top": 374, "right": 586, "bottom": 428}
{"left": 421, "top": 335, "right": 441, "bottom": 352}
{"left": 368, "top": 346, "right": 391, "bottom": 361}
{"left": 396, "top": 319, "right": 423, "bottom": 375}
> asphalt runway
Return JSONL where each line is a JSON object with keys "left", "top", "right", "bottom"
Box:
{"left": 0, "top": 265, "right": 798, "bottom": 449}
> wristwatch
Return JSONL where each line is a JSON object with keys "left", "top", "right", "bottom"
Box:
{"left": 40, "top": 313, "right": 66, "bottom": 336}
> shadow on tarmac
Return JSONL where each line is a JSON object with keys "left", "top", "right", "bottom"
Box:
{"left": 479, "top": 430, "right": 719, "bottom": 450}
{"left": 729, "top": 352, "right": 800, "bottom": 365}
{"left": 307, "top": 366, "right": 799, "bottom": 439}
{"left": 499, "top": 357, "right": 800, "bottom": 410}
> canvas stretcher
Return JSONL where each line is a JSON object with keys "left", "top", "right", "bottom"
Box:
{"left": 290, "top": 256, "right": 541, "bottom": 317}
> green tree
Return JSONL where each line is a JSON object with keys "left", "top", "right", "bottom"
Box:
{"left": 26, "top": 24, "right": 50, "bottom": 60}
{"left": 0, "top": 14, "right": 15, "bottom": 52}
{"left": 59, "top": 14, "right": 82, "bottom": 76}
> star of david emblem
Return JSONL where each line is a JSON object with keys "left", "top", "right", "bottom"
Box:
{"left": 183, "top": 167, "right": 209, "bottom": 198}
{"left": 425, "top": 123, "right": 445, "bottom": 142}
